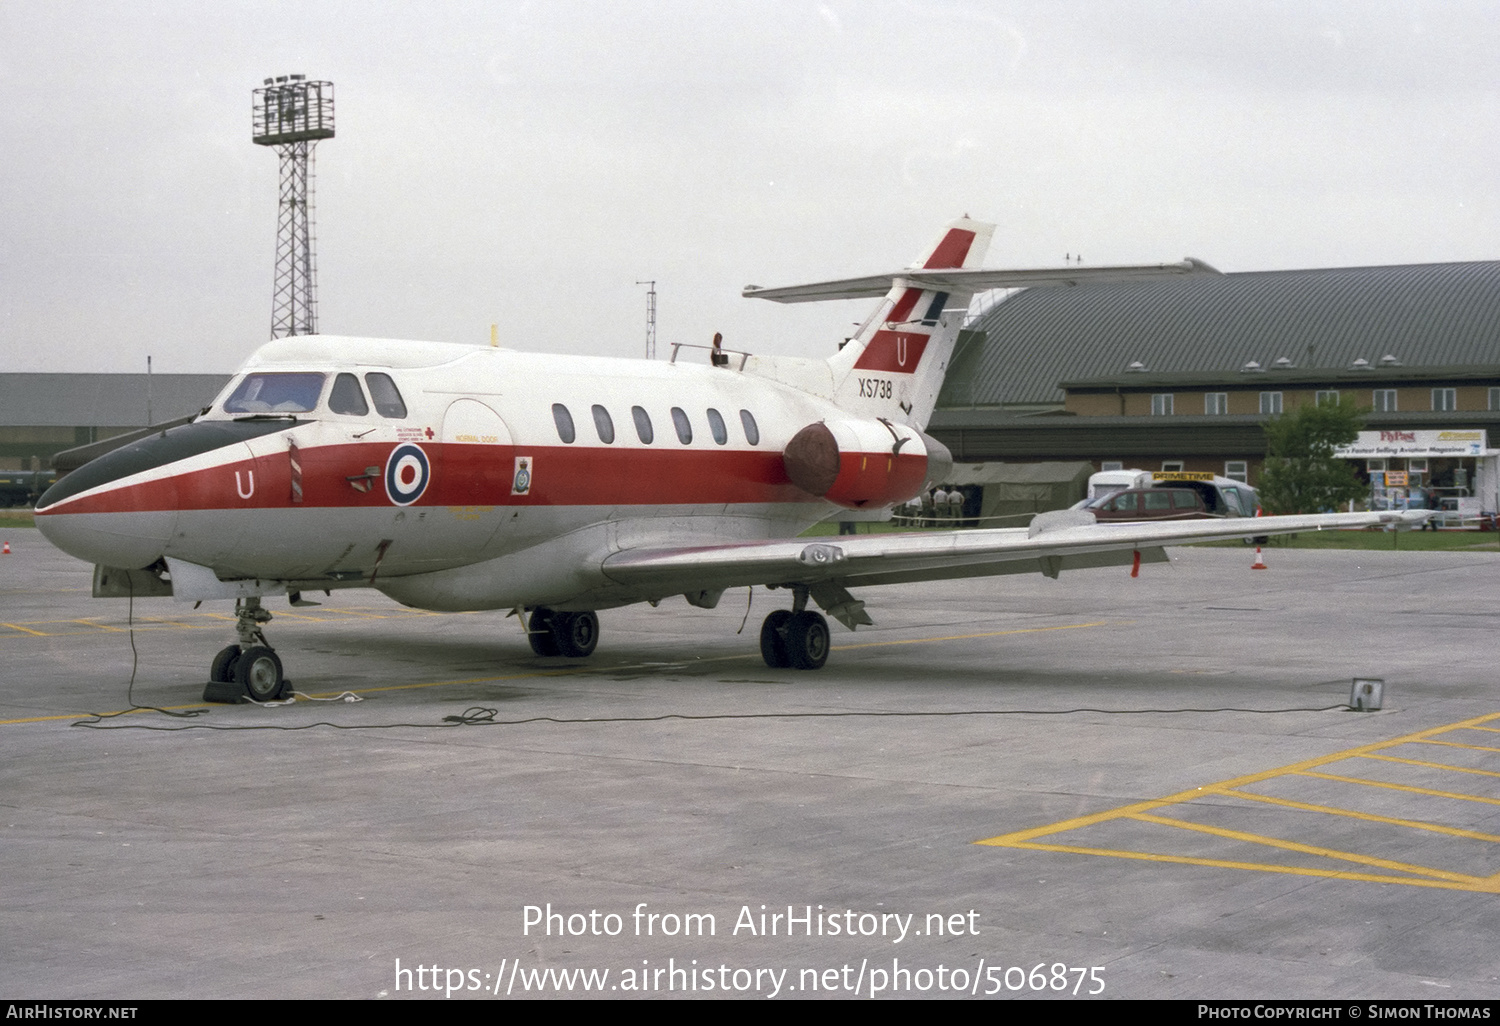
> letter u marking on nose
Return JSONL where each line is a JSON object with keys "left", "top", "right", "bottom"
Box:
{"left": 235, "top": 470, "right": 255, "bottom": 499}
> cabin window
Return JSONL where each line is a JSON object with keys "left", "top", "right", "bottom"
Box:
{"left": 706, "top": 408, "right": 728, "bottom": 445}
{"left": 739, "top": 409, "right": 760, "bottom": 446}
{"left": 365, "top": 373, "right": 408, "bottom": 418}
{"left": 224, "top": 372, "right": 326, "bottom": 414}
{"left": 671, "top": 407, "right": 693, "bottom": 444}
{"left": 328, "top": 373, "right": 369, "bottom": 416}
{"left": 591, "top": 404, "right": 615, "bottom": 444}
{"left": 632, "top": 406, "right": 654, "bottom": 444}
{"left": 552, "top": 403, "right": 576, "bottom": 443}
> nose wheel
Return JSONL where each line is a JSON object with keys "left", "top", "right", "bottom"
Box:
{"left": 203, "top": 598, "right": 290, "bottom": 703}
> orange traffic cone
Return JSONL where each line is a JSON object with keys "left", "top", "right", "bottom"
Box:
{"left": 1251, "top": 546, "right": 1266, "bottom": 570}
{"left": 1, "top": 541, "right": 9, "bottom": 555}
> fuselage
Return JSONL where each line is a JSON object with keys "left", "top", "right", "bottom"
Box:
{"left": 35, "top": 335, "right": 936, "bottom": 612}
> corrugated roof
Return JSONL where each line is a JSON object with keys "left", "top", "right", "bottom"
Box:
{"left": 940, "top": 261, "right": 1500, "bottom": 408}
{"left": 0, "top": 374, "right": 231, "bottom": 427}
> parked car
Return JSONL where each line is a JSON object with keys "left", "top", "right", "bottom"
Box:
{"left": 1083, "top": 487, "right": 1211, "bottom": 522}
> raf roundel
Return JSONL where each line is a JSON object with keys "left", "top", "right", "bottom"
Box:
{"left": 384, "top": 443, "right": 431, "bottom": 506}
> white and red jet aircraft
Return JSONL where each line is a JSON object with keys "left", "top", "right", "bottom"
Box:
{"left": 35, "top": 219, "right": 1420, "bottom": 700}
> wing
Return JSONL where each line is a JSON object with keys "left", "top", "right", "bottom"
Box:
{"left": 741, "top": 258, "right": 1220, "bottom": 304}
{"left": 601, "top": 510, "right": 1427, "bottom": 628}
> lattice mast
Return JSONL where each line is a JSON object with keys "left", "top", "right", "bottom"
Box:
{"left": 252, "top": 76, "right": 334, "bottom": 339}
{"left": 637, "top": 280, "right": 657, "bottom": 359}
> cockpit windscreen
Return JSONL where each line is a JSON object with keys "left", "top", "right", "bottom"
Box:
{"left": 224, "top": 373, "right": 327, "bottom": 414}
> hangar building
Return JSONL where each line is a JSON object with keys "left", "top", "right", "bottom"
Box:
{"left": 928, "top": 260, "right": 1500, "bottom": 510}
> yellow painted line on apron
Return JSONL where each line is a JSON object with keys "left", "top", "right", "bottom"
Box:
{"left": 980, "top": 712, "right": 1500, "bottom": 847}
{"left": 1127, "top": 811, "right": 1485, "bottom": 885}
{"left": 1356, "top": 752, "right": 1500, "bottom": 779}
{"left": 1292, "top": 771, "right": 1500, "bottom": 807}
{"left": 1412, "top": 739, "right": 1500, "bottom": 755}
{"left": 1, "top": 618, "right": 1119, "bottom": 726}
{"left": 834, "top": 621, "right": 1115, "bottom": 652}
{"left": 1223, "top": 787, "right": 1500, "bottom": 843}
{"left": 997, "top": 841, "right": 1500, "bottom": 894}
{"left": 978, "top": 712, "right": 1500, "bottom": 891}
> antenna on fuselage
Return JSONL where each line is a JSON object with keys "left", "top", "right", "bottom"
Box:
{"left": 636, "top": 280, "right": 657, "bottom": 359}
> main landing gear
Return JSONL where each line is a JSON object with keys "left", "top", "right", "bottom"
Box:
{"left": 760, "top": 607, "right": 830, "bottom": 670}
{"left": 203, "top": 597, "right": 290, "bottom": 703}
{"left": 527, "top": 607, "right": 600, "bottom": 659}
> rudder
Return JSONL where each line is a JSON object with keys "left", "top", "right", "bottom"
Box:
{"left": 827, "top": 217, "right": 995, "bottom": 429}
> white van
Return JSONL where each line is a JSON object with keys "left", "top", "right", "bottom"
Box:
{"left": 1086, "top": 469, "right": 1153, "bottom": 501}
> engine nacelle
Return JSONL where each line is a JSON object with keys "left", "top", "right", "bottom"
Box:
{"left": 782, "top": 419, "right": 949, "bottom": 509}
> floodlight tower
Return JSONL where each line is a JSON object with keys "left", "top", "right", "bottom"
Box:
{"left": 252, "top": 75, "right": 334, "bottom": 338}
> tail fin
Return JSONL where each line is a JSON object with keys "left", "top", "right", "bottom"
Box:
{"left": 825, "top": 217, "right": 995, "bottom": 429}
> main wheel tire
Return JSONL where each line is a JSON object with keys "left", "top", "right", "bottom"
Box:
{"left": 528, "top": 608, "right": 561, "bottom": 657}
{"left": 209, "top": 645, "right": 241, "bottom": 683}
{"left": 760, "top": 610, "right": 792, "bottom": 668}
{"left": 235, "top": 645, "right": 286, "bottom": 701}
{"left": 785, "top": 611, "right": 830, "bottom": 670}
{"left": 552, "top": 610, "right": 599, "bottom": 658}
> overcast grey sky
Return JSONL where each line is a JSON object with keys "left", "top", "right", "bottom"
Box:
{"left": 2, "top": 1, "right": 1496, "bottom": 375}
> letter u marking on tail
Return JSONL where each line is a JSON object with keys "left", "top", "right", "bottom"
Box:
{"left": 235, "top": 470, "right": 255, "bottom": 500}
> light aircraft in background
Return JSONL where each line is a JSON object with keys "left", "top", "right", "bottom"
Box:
{"left": 34, "top": 219, "right": 1421, "bottom": 700}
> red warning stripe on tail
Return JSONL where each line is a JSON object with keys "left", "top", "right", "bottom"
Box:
{"left": 924, "top": 228, "right": 977, "bottom": 269}
{"left": 853, "top": 330, "right": 929, "bottom": 373}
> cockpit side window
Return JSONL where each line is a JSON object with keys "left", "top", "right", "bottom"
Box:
{"left": 224, "top": 372, "right": 326, "bottom": 414}
{"left": 328, "top": 373, "right": 370, "bottom": 416}
{"left": 364, "top": 373, "right": 408, "bottom": 419}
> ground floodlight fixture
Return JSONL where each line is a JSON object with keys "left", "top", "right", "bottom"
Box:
{"left": 1350, "top": 678, "right": 1384, "bottom": 712}
{"left": 252, "top": 76, "right": 334, "bottom": 339}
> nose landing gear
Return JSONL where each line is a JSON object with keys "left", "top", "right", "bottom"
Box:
{"left": 203, "top": 597, "right": 290, "bottom": 703}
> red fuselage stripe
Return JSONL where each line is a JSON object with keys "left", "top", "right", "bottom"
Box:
{"left": 42, "top": 442, "right": 932, "bottom": 515}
